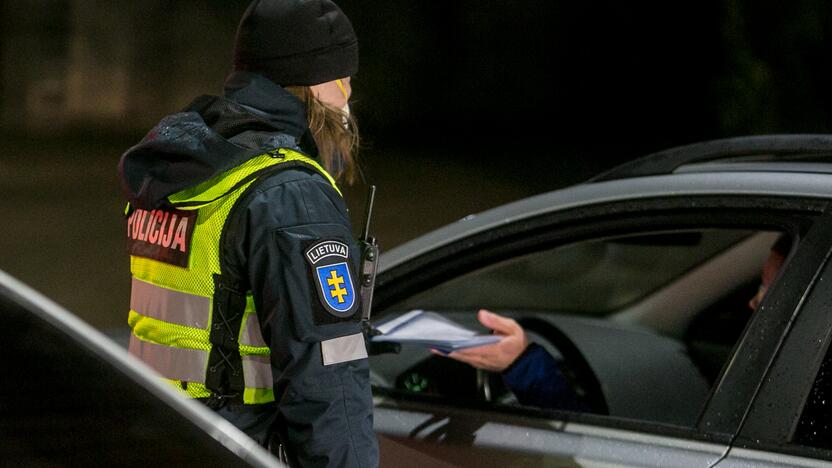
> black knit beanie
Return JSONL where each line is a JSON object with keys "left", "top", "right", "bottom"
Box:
{"left": 232, "top": 0, "right": 358, "bottom": 86}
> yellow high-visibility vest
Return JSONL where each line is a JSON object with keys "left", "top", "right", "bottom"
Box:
{"left": 126, "top": 148, "right": 340, "bottom": 404}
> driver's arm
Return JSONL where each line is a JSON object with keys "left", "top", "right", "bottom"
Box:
{"left": 439, "top": 309, "right": 586, "bottom": 411}
{"left": 501, "top": 343, "right": 587, "bottom": 411}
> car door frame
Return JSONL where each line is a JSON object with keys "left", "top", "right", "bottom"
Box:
{"left": 717, "top": 212, "right": 832, "bottom": 466}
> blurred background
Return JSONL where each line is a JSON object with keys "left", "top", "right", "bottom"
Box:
{"left": 1, "top": 0, "right": 831, "bottom": 331}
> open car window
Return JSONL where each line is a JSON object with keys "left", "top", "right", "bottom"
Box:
{"left": 395, "top": 230, "right": 755, "bottom": 315}
{"left": 371, "top": 228, "right": 788, "bottom": 429}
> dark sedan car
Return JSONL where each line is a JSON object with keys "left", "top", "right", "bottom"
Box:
{"left": 370, "top": 135, "right": 832, "bottom": 467}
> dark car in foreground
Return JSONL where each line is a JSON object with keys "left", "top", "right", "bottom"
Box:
{"left": 369, "top": 135, "right": 832, "bottom": 467}
{"left": 0, "top": 269, "right": 283, "bottom": 467}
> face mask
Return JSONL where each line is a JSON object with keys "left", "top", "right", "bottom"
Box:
{"left": 340, "top": 103, "right": 350, "bottom": 130}
{"left": 336, "top": 79, "right": 350, "bottom": 130}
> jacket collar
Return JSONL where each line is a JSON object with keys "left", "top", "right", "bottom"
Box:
{"left": 223, "top": 71, "right": 308, "bottom": 140}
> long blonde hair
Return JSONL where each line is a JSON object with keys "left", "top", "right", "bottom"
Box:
{"left": 286, "top": 86, "right": 359, "bottom": 185}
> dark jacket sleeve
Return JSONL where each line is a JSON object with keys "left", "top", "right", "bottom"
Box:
{"left": 501, "top": 343, "right": 587, "bottom": 412}
{"left": 240, "top": 169, "right": 378, "bottom": 468}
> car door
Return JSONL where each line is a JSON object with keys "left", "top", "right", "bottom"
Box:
{"left": 371, "top": 190, "right": 832, "bottom": 467}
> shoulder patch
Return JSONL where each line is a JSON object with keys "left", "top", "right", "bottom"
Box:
{"left": 305, "top": 239, "right": 358, "bottom": 319}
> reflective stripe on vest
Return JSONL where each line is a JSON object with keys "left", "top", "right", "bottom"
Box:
{"left": 131, "top": 277, "right": 210, "bottom": 329}
{"left": 130, "top": 280, "right": 267, "bottom": 348}
{"left": 129, "top": 334, "right": 272, "bottom": 388}
{"left": 127, "top": 148, "right": 339, "bottom": 404}
{"left": 129, "top": 334, "right": 208, "bottom": 383}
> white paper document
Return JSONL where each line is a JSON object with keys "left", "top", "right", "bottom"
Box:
{"left": 371, "top": 310, "right": 500, "bottom": 353}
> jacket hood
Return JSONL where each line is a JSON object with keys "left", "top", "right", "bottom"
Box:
{"left": 118, "top": 72, "right": 317, "bottom": 210}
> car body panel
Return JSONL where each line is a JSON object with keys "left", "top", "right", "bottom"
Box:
{"left": 0, "top": 269, "right": 283, "bottom": 467}
{"left": 374, "top": 403, "right": 729, "bottom": 467}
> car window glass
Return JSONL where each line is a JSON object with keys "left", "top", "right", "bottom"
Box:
{"left": 371, "top": 229, "right": 785, "bottom": 429}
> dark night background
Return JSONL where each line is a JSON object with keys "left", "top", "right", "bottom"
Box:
{"left": 1, "top": 0, "right": 831, "bottom": 330}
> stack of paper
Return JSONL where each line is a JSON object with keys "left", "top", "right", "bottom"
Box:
{"left": 371, "top": 310, "right": 500, "bottom": 354}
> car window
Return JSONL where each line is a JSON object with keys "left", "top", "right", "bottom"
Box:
{"left": 395, "top": 230, "right": 752, "bottom": 315}
{"left": 371, "top": 228, "right": 785, "bottom": 429}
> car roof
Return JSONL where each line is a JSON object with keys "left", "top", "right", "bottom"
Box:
{"left": 381, "top": 135, "right": 832, "bottom": 272}
{"left": 589, "top": 134, "right": 832, "bottom": 182}
{"left": 0, "top": 269, "right": 283, "bottom": 467}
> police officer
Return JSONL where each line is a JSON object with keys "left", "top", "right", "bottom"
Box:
{"left": 118, "top": 1, "right": 378, "bottom": 466}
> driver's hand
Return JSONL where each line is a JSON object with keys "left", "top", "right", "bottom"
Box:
{"left": 434, "top": 309, "right": 529, "bottom": 372}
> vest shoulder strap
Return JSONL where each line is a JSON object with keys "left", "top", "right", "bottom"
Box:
{"left": 167, "top": 148, "right": 340, "bottom": 209}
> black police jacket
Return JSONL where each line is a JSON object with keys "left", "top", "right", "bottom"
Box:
{"left": 118, "top": 71, "right": 378, "bottom": 468}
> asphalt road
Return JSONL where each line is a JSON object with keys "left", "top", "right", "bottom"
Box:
{"left": 1, "top": 132, "right": 567, "bottom": 331}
